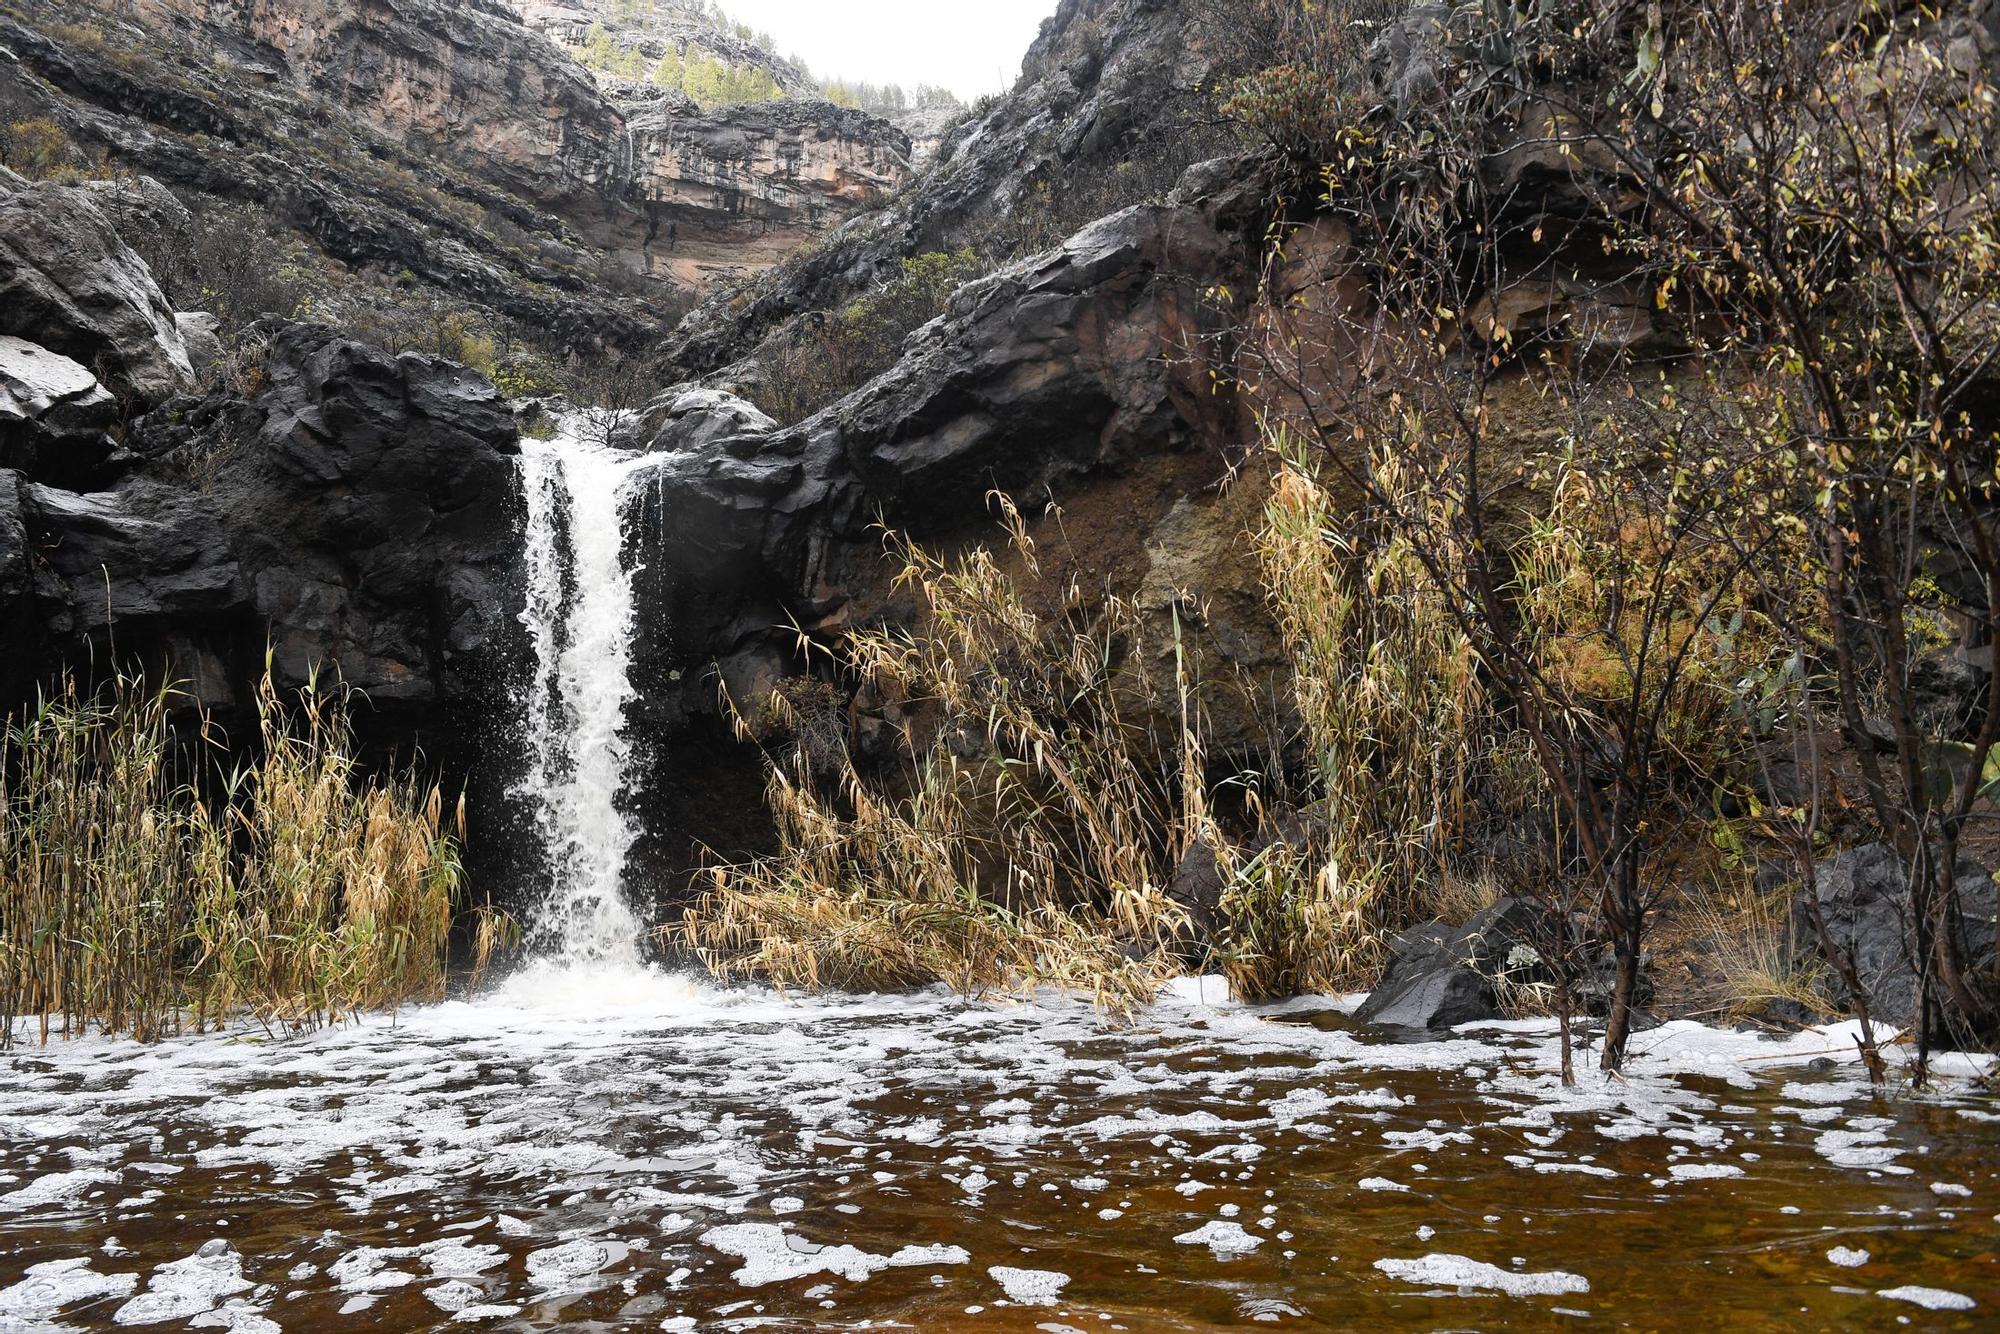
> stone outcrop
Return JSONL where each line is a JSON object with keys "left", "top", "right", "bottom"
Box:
{"left": 0, "top": 338, "right": 119, "bottom": 489}
{"left": 144, "top": 0, "right": 631, "bottom": 208}
{"left": 2, "top": 0, "right": 909, "bottom": 353}
{"left": 625, "top": 194, "right": 1252, "bottom": 704}
{"left": 1355, "top": 897, "right": 1651, "bottom": 1033}
{"left": 0, "top": 177, "right": 191, "bottom": 406}
{"left": 664, "top": 0, "right": 1225, "bottom": 373}
{"left": 1792, "top": 844, "right": 2000, "bottom": 1033}
{"left": 624, "top": 95, "right": 911, "bottom": 286}
{"left": 25, "top": 323, "right": 522, "bottom": 729}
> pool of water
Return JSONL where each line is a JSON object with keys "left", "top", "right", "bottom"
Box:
{"left": 2, "top": 968, "right": 1995, "bottom": 1331}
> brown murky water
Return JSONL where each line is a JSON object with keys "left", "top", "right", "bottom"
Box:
{"left": 2, "top": 968, "right": 1996, "bottom": 1331}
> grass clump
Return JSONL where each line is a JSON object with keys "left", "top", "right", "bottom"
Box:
{"left": 1689, "top": 883, "right": 1833, "bottom": 1024}
{"left": 677, "top": 498, "right": 1204, "bottom": 1012}
{"left": 1241, "top": 431, "right": 1489, "bottom": 996}
{"left": 0, "top": 665, "right": 508, "bottom": 1047}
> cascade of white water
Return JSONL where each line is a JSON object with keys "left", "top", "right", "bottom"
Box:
{"left": 516, "top": 415, "right": 654, "bottom": 965}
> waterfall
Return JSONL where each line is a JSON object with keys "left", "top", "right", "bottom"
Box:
{"left": 516, "top": 414, "right": 654, "bottom": 966}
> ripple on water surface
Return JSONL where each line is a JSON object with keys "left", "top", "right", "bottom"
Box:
{"left": 2, "top": 969, "right": 1996, "bottom": 1331}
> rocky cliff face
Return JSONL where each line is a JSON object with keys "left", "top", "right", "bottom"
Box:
{"left": 1, "top": 0, "right": 1273, "bottom": 912}
{"left": 506, "top": 0, "right": 819, "bottom": 97}
{"left": 663, "top": 0, "right": 1230, "bottom": 374}
{"left": 625, "top": 94, "right": 910, "bottom": 285}
{"left": 0, "top": 0, "right": 908, "bottom": 351}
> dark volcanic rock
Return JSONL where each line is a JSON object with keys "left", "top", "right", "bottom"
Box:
{"left": 23, "top": 479, "right": 244, "bottom": 637}
{"left": 644, "top": 388, "right": 777, "bottom": 454}
{"left": 0, "top": 337, "right": 119, "bottom": 488}
{"left": 1792, "top": 843, "right": 2000, "bottom": 1031}
{"left": 218, "top": 325, "right": 522, "bottom": 710}
{"left": 1355, "top": 899, "right": 1549, "bottom": 1031}
{"left": 26, "top": 323, "right": 523, "bottom": 727}
{"left": 0, "top": 180, "right": 191, "bottom": 407}
{"left": 0, "top": 468, "right": 35, "bottom": 704}
{"left": 1356, "top": 896, "right": 1651, "bottom": 1033}
{"left": 626, "top": 197, "right": 1246, "bottom": 696}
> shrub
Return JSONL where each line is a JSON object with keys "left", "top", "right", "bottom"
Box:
{"left": 756, "top": 248, "right": 985, "bottom": 423}
{"left": 677, "top": 499, "right": 1205, "bottom": 1010}
{"left": 1241, "top": 431, "right": 1489, "bottom": 995}
{"left": 0, "top": 117, "right": 77, "bottom": 180}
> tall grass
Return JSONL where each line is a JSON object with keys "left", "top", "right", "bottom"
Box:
{"left": 1, "top": 666, "right": 507, "bottom": 1047}
{"left": 681, "top": 462, "right": 1510, "bottom": 1009}
{"left": 1242, "top": 431, "right": 1488, "bottom": 996}
{"left": 678, "top": 498, "right": 1202, "bottom": 1011}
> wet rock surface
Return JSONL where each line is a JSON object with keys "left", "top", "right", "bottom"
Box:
{"left": 1793, "top": 843, "right": 2000, "bottom": 1031}
{"left": 21, "top": 323, "right": 522, "bottom": 735}
{"left": 1357, "top": 897, "right": 1652, "bottom": 1034}
{"left": 626, "top": 196, "right": 1250, "bottom": 696}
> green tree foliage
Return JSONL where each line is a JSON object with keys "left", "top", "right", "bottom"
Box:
{"left": 576, "top": 23, "right": 652, "bottom": 80}
{"left": 654, "top": 49, "right": 782, "bottom": 105}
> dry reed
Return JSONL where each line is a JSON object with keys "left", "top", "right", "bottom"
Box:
{"left": 1, "top": 664, "right": 507, "bottom": 1046}
{"left": 678, "top": 497, "right": 1202, "bottom": 1012}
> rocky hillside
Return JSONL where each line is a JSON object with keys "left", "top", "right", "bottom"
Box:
{"left": 6, "top": 0, "right": 1998, "bottom": 1060}
{"left": 0, "top": 0, "right": 910, "bottom": 358}
{"left": 507, "top": 0, "right": 819, "bottom": 97}
{"left": 662, "top": 0, "right": 1238, "bottom": 377}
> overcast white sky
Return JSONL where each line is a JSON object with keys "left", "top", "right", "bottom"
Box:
{"left": 716, "top": 0, "right": 1060, "bottom": 101}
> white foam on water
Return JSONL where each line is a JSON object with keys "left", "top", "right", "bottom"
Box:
{"left": 0, "top": 1169, "right": 117, "bottom": 1210}
{"left": 0, "top": 1258, "right": 137, "bottom": 1321}
{"left": 1827, "top": 1247, "right": 1870, "bottom": 1268}
{"left": 524, "top": 1239, "right": 621, "bottom": 1293}
{"left": 700, "top": 1224, "right": 889, "bottom": 1287}
{"left": 424, "top": 1280, "right": 483, "bottom": 1313}
{"left": 988, "top": 1266, "right": 1070, "bottom": 1305}
{"left": 111, "top": 1241, "right": 251, "bottom": 1325}
{"left": 1174, "top": 1221, "right": 1263, "bottom": 1256}
{"left": 1374, "top": 1253, "right": 1589, "bottom": 1297}
{"left": 1667, "top": 1163, "right": 1744, "bottom": 1182}
{"left": 1878, "top": 1285, "right": 1976, "bottom": 1311}
{"left": 886, "top": 1245, "right": 969, "bottom": 1268}
{"left": 188, "top": 1302, "right": 278, "bottom": 1334}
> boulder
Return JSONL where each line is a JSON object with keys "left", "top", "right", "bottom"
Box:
{"left": 22, "top": 479, "right": 244, "bottom": 636}
{"left": 0, "top": 179, "right": 191, "bottom": 407}
{"left": 645, "top": 388, "right": 776, "bottom": 454}
{"left": 623, "top": 197, "right": 1248, "bottom": 706}
{"left": 211, "top": 325, "right": 523, "bottom": 708}
{"left": 27, "top": 323, "right": 523, "bottom": 727}
{"left": 175, "top": 313, "right": 228, "bottom": 386}
{"left": 1791, "top": 842, "right": 1999, "bottom": 1031}
{"left": 1356, "top": 898, "right": 1549, "bottom": 1030}
{"left": 1355, "top": 896, "right": 1648, "bottom": 1032}
{"left": 0, "top": 336, "right": 118, "bottom": 487}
